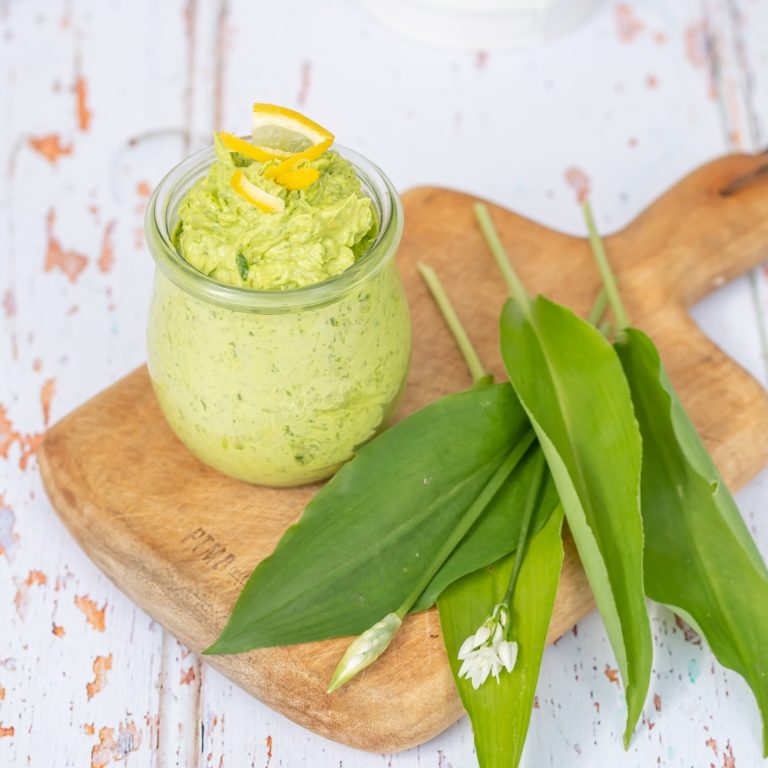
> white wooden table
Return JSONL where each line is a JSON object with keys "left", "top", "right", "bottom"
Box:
{"left": 2, "top": 1, "right": 767, "bottom": 765}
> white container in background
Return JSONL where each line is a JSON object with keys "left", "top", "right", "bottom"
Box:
{"left": 361, "top": 0, "right": 603, "bottom": 50}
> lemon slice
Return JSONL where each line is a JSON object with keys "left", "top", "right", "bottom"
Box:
{"left": 275, "top": 167, "right": 320, "bottom": 191}
{"left": 218, "top": 132, "right": 284, "bottom": 162}
{"left": 231, "top": 170, "right": 284, "bottom": 213}
{"left": 251, "top": 103, "right": 334, "bottom": 153}
{"left": 252, "top": 144, "right": 294, "bottom": 159}
{"left": 265, "top": 137, "right": 334, "bottom": 180}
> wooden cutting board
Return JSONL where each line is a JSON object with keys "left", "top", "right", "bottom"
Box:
{"left": 39, "top": 154, "right": 768, "bottom": 753}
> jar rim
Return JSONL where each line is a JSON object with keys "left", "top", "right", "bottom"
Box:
{"left": 144, "top": 141, "right": 403, "bottom": 312}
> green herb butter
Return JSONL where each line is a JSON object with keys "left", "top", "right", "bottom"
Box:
{"left": 173, "top": 135, "right": 376, "bottom": 290}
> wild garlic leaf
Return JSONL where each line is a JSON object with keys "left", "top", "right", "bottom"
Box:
{"left": 413, "top": 450, "right": 558, "bottom": 611}
{"left": 499, "top": 295, "right": 652, "bottom": 745}
{"left": 616, "top": 328, "right": 768, "bottom": 755}
{"left": 438, "top": 504, "right": 565, "bottom": 768}
{"left": 207, "top": 382, "right": 532, "bottom": 654}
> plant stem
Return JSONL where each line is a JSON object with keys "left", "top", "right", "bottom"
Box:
{"left": 417, "top": 262, "right": 488, "bottom": 385}
{"left": 395, "top": 430, "right": 536, "bottom": 619}
{"left": 586, "top": 287, "right": 608, "bottom": 327}
{"left": 598, "top": 320, "right": 613, "bottom": 338}
{"left": 582, "top": 201, "right": 630, "bottom": 330}
{"left": 474, "top": 203, "right": 530, "bottom": 312}
{"left": 502, "top": 450, "right": 546, "bottom": 607}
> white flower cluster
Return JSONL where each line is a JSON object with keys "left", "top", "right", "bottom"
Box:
{"left": 458, "top": 603, "right": 518, "bottom": 689}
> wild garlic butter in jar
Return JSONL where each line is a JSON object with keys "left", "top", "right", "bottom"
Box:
{"left": 145, "top": 111, "right": 411, "bottom": 487}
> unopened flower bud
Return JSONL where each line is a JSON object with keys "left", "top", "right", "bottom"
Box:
{"left": 327, "top": 612, "right": 402, "bottom": 694}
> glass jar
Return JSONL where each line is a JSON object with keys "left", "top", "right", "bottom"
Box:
{"left": 145, "top": 144, "right": 411, "bottom": 487}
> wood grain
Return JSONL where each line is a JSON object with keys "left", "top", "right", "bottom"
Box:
{"left": 38, "top": 154, "right": 768, "bottom": 753}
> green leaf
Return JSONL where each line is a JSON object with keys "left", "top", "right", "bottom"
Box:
{"left": 413, "top": 453, "right": 558, "bottom": 610}
{"left": 615, "top": 328, "right": 768, "bottom": 755}
{"left": 207, "top": 383, "right": 532, "bottom": 654}
{"left": 499, "top": 296, "right": 652, "bottom": 744}
{"left": 438, "top": 505, "right": 565, "bottom": 768}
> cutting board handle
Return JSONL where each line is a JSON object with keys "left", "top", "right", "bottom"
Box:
{"left": 610, "top": 153, "right": 768, "bottom": 307}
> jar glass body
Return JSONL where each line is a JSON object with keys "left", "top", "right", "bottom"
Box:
{"left": 145, "top": 144, "right": 411, "bottom": 487}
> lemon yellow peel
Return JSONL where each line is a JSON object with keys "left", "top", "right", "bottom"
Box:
{"left": 265, "top": 138, "right": 334, "bottom": 180}
{"left": 230, "top": 170, "right": 284, "bottom": 214}
{"left": 275, "top": 167, "right": 321, "bottom": 191}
